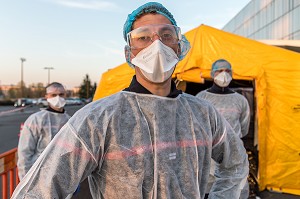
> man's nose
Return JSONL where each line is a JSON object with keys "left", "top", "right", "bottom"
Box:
{"left": 151, "top": 32, "right": 161, "bottom": 41}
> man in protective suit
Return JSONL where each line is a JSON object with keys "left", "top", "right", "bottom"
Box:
{"left": 17, "top": 82, "right": 70, "bottom": 180}
{"left": 12, "top": 2, "right": 248, "bottom": 199}
{"left": 197, "top": 59, "right": 250, "bottom": 199}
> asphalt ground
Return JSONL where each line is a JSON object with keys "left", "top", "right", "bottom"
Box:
{"left": 0, "top": 104, "right": 91, "bottom": 199}
{"left": 0, "top": 105, "right": 84, "bottom": 154}
{"left": 0, "top": 105, "right": 299, "bottom": 198}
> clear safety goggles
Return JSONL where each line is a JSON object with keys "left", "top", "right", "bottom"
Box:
{"left": 127, "top": 24, "right": 182, "bottom": 49}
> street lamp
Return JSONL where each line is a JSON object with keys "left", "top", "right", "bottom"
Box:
{"left": 44, "top": 67, "right": 54, "bottom": 85}
{"left": 20, "top": 58, "right": 26, "bottom": 98}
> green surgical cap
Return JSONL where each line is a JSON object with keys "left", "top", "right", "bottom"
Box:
{"left": 123, "top": 2, "right": 177, "bottom": 41}
{"left": 211, "top": 59, "right": 233, "bottom": 77}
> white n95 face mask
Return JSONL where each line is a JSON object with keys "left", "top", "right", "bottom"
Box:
{"left": 47, "top": 96, "right": 66, "bottom": 108}
{"left": 131, "top": 40, "right": 179, "bottom": 83}
{"left": 214, "top": 71, "right": 232, "bottom": 87}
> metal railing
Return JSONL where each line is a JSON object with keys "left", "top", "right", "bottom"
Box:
{"left": 0, "top": 148, "right": 19, "bottom": 199}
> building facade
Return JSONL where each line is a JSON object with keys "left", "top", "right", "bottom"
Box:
{"left": 223, "top": 0, "right": 300, "bottom": 40}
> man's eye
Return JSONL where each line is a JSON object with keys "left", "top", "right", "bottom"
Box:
{"left": 161, "top": 33, "right": 173, "bottom": 39}
{"left": 138, "top": 36, "right": 151, "bottom": 42}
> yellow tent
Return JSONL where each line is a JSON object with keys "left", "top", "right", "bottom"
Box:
{"left": 94, "top": 24, "right": 300, "bottom": 195}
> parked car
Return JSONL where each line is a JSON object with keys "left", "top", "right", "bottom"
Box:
{"left": 85, "top": 97, "right": 92, "bottom": 104}
{"left": 14, "top": 98, "right": 33, "bottom": 107}
{"left": 37, "top": 98, "right": 48, "bottom": 107}
{"left": 65, "top": 98, "right": 84, "bottom": 106}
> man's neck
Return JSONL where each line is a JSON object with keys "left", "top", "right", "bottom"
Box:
{"left": 207, "top": 83, "right": 234, "bottom": 94}
{"left": 136, "top": 74, "right": 172, "bottom": 97}
{"left": 47, "top": 105, "right": 64, "bottom": 113}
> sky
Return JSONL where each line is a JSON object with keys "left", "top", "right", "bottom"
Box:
{"left": 0, "top": 0, "right": 250, "bottom": 90}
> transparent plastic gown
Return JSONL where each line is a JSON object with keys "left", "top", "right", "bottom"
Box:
{"left": 197, "top": 90, "right": 250, "bottom": 199}
{"left": 17, "top": 109, "right": 70, "bottom": 179}
{"left": 12, "top": 92, "right": 248, "bottom": 199}
{"left": 196, "top": 91, "right": 250, "bottom": 138}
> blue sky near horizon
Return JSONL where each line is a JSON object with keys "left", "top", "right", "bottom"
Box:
{"left": 0, "top": 0, "right": 250, "bottom": 89}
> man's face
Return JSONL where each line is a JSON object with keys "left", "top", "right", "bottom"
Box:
{"left": 129, "top": 14, "right": 180, "bottom": 84}
{"left": 213, "top": 68, "right": 231, "bottom": 78}
{"left": 45, "top": 87, "right": 66, "bottom": 99}
{"left": 130, "top": 14, "right": 179, "bottom": 57}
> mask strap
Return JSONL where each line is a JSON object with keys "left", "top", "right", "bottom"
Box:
{"left": 124, "top": 45, "right": 136, "bottom": 68}
{"left": 176, "top": 42, "right": 181, "bottom": 58}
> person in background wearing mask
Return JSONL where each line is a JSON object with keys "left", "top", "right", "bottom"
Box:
{"left": 12, "top": 3, "right": 248, "bottom": 199}
{"left": 17, "top": 82, "right": 70, "bottom": 180}
{"left": 196, "top": 59, "right": 250, "bottom": 199}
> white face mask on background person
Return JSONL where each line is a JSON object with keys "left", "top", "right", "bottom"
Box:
{"left": 47, "top": 96, "right": 66, "bottom": 109}
{"left": 131, "top": 40, "right": 179, "bottom": 83}
{"left": 214, "top": 71, "right": 232, "bottom": 87}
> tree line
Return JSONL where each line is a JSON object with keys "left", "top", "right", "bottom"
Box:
{"left": 0, "top": 74, "right": 97, "bottom": 101}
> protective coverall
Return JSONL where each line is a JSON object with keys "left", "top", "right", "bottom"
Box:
{"left": 12, "top": 91, "right": 248, "bottom": 199}
{"left": 17, "top": 109, "right": 70, "bottom": 179}
{"left": 196, "top": 90, "right": 250, "bottom": 138}
{"left": 197, "top": 89, "right": 250, "bottom": 199}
